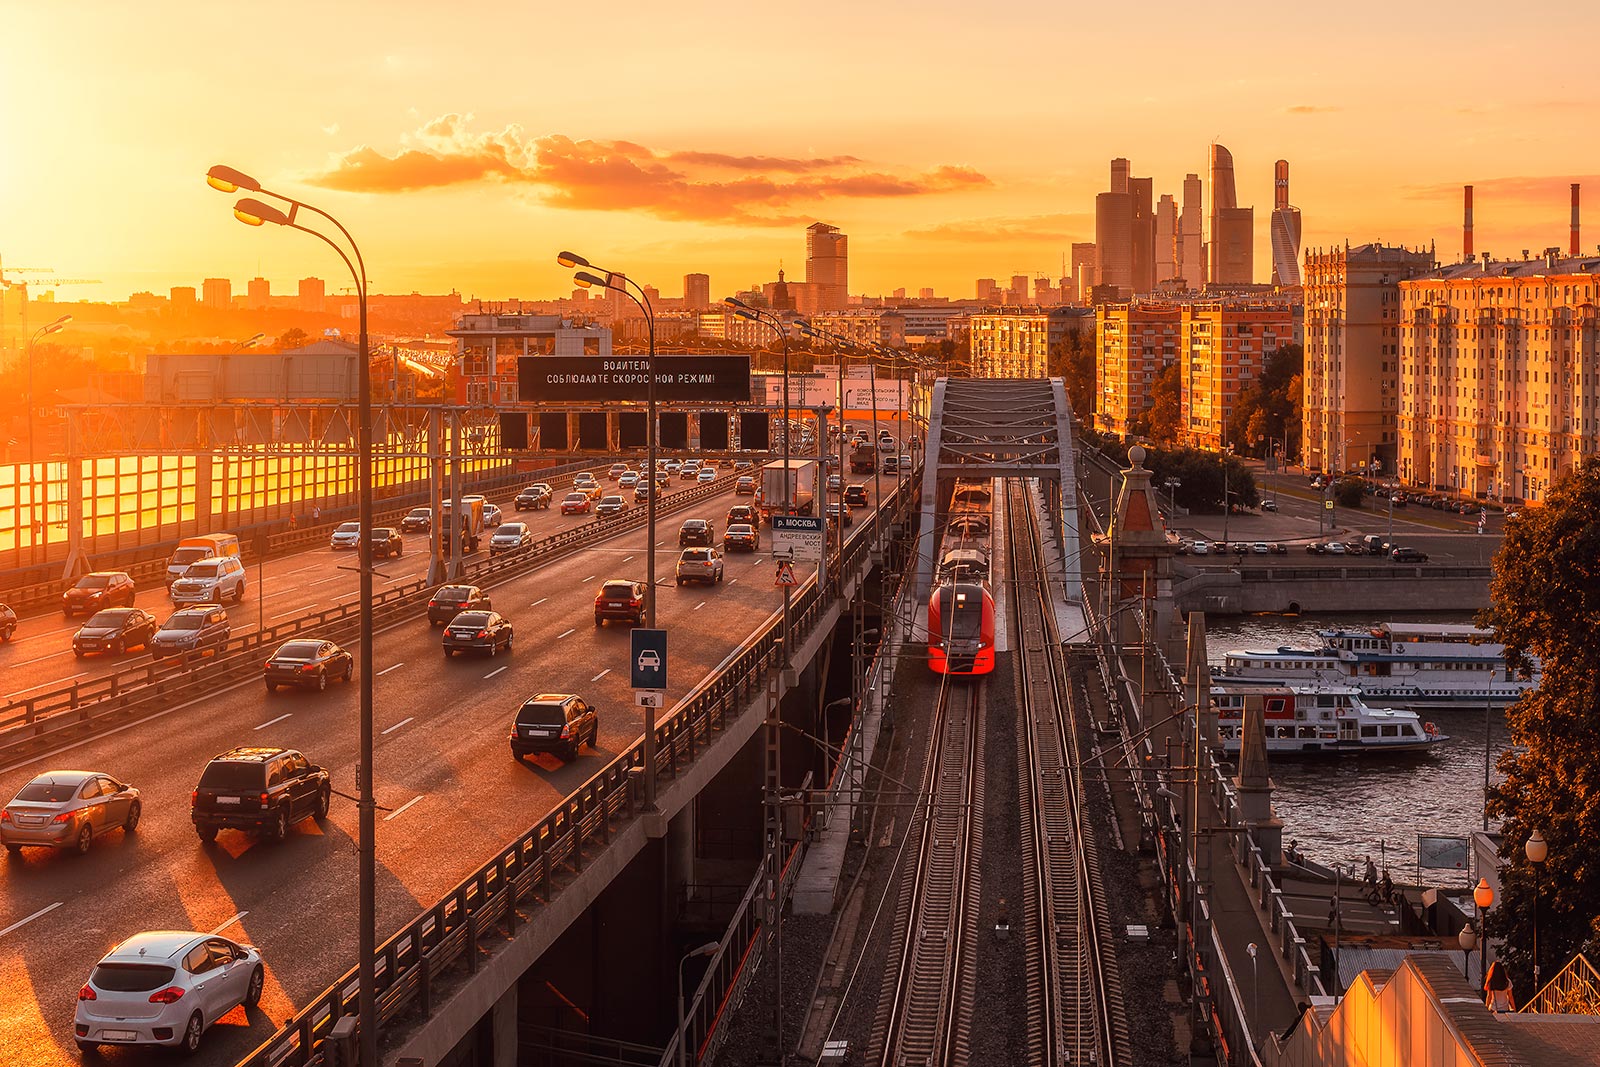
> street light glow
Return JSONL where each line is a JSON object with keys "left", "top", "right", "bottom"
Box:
{"left": 42, "top": 315, "right": 72, "bottom": 335}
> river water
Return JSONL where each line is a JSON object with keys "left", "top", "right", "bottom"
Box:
{"left": 1204, "top": 612, "right": 1509, "bottom": 885}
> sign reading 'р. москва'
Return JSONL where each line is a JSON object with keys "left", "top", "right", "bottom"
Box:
{"left": 517, "top": 355, "right": 752, "bottom": 404}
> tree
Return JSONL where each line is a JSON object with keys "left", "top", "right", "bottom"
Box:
{"left": 1482, "top": 460, "right": 1600, "bottom": 996}
{"left": 1145, "top": 361, "right": 1182, "bottom": 444}
{"left": 1049, "top": 331, "right": 1096, "bottom": 418}
{"left": 277, "top": 327, "right": 310, "bottom": 351}
{"left": 1225, "top": 344, "right": 1304, "bottom": 461}
{"left": 1334, "top": 477, "right": 1364, "bottom": 509}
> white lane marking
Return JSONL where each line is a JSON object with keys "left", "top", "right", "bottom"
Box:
{"left": 210, "top": 911, "right": 248, "bottom": 935}
{"left": 656, "top": 541, "right": 664, "bottom": 547}
{"left": 484, "top": 666, "right": 508, "bottom": 679}
{"left": 381, "top": 717, "right": 414, "bottom": 735}
{"left": 592, "top": 668, "right": 611, "bottom": 681}
{"left": 582, "top": 575, "right": 595, "bottom": 582}
{"left": 281, "top": 564, "right": 319, "bottom": 577}
{"left": 384, "top": 796, "right": 424, "bottom": 822}
{"left": 694, "top": 601, "right": 706, "bottom": 611}
{"left": 377, "top": 662, "right": 405, "bottom": 676}
{"left": 531, "top": 598, "right": 547, "bottom": 607}
{"left": 261, "top": 588, "right": 299, "bottom": 600}
{"left": 13, "top": 649, "right": 70, "bottom": 668}
{"left": 557, "top": 628, "right": 575, "bottom": 640}
{"left": 622, "top": 555, "right": 634, "bottom": 562}
{"left": 254, "top": 713, "right": 293, "bottom": 731}
{"left": 729, "top": 578, "right": 738, "bottom": 585}
{"left": 272, "top": 605, "right": 315, "bottom": 620}
{"left": 752, "top": 558, "right": 765, "bottom": 566}
{"left": 0, "top": 902, "right": 63, "bottom": 939}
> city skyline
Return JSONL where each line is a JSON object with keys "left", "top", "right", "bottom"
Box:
{"left": 4, "top": 3, "right": 1598, "bottom": 303}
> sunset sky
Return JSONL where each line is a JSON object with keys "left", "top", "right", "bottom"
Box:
{"left": 3, "top": 1, "right": 1597, "bottom": 304}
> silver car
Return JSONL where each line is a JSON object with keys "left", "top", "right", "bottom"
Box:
{"left": 74, "top": 930, "right": 263, "bottom": 1053}
{"left": 2, "top": 771, "right": 141, "bottom": 855}
{"left": 329, "top": 521, "right": 362, "bottom": 549}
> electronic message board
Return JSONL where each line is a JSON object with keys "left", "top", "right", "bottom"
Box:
{"left": 518, "top": 355, "right": 751, "bottom": 404}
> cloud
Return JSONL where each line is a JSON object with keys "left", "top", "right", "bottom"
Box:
{"left": 1285, "top": 105, "right": 1340, "bottom": 115}
{"left": 306, "top": 115, "right": 989, "bottom": 225}
{"left": 1404, "top": 174, "right": 1600, "bottom": 203}
{"left": 905, "top": 212, "right": 1092, "bottom": 243}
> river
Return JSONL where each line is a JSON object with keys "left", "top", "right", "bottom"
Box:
{"left": 1205, "top": 612, "right": 1510, "bottom": 886}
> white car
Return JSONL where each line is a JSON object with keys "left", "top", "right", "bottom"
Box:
{"left": 329, "top": 521, "right": 362, "bottom": 549}
{"left": 1325, "top": 541, "right": 1348, "bottom": 555}
{"left": 169, "top": 556, "right": 247, "bottom": 604}
{"left": 697, "top": 468, "right": 716, "bottom": 484}
{"left": 1190, "top": 540, "right": 1211, "bottom": 555}
{"left": 1261, "top": 499, "right": 1278, "bottom": 512}
{"left": 75, "top": 931, "right": 264, "bottom": 1054}
{"left": 1251, "top": 542, "right": 1271, "bottom": 555}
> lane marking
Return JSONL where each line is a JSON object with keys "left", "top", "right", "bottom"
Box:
{"left": 376, "top": 662, "right": 405, "bottom": 676}
{"left": 531, "top": 598, "right": 547, "bottom": 607}
{"left": 729, "top": 578, "right": 738, "bottom": 585}
{"left": 694, "top": 601, "right": 706, "bottom": 611}
{"left": 13, "top": 649, "right": 70, "bottom": 668}
{"left": 281, "top": 564, "right": 319, "bottom": 577}
{"left": 0, "top": 902, "right": 63, "bottom": 940}
{"left": 656, "top": 541, "right": 664, "bottom": 547}
{"left": 254, "top": 713, "right": 293, "bottom": 731}
{"left": 211, "top": 911, "right": 248, "bottom": 935}
{"left": 381, "top": 717, "right": 414, "bottom": 735}
{"left": 622, "top": 555, "right": 634, "bottom": 562}
{"left": 384, "top": 796, "right": 424, "bottom": 822}
{"left": 272, "top": 605, "right": 315, "bottom": 620}
{"left": 592, "top": 668, "right": 611, "bottom": 681}
{"left": 556, "top": 628, "right": 575, "bottom": 640}
{"left": 582, "top": 575, "right": 595, "bottom": 582}
{"left": 484, "top": 666, "right": 508, "bottom": 679}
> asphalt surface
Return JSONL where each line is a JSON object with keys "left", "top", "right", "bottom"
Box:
{"left": 0, "top": 467, "right": 903, "bottom": 1067}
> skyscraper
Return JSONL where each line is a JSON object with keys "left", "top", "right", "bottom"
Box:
{"left": 247, "top": 277, "right": 271, "bottom": 309}
{"left": 1130, "top": 177, "right": 1155, "bottom": 295}
{"left": 202, "top": 278, "right": 231, "bottom": 310}
{"left": 1208, "top": 145, "right": 1255, "bottom": 285}
{"left": 1178, "top": 173, "right": 1204, "bottom": 289}
{"left": 298, "top": 277, "right": 326, "bottom": 312}
{"left": 1070, "top": 243, "right": 1097, "bottom": 304}
{"left": 683, "top": 272, "right": 710, "bottom": 311}
{"left": 1155, "top": 194, "right": 1178, "bottom": 285}
{"left": 1110, "top": 157, "right": 1130, "bottom": 194}
{"left": 805, "top": 222, "right": 848, "bottom": 311}
{"left": 1269, "top": 160, "right": 1303, "bottom": 287}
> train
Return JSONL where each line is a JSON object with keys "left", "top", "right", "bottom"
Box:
{"left": 928, "top": 478, "right": 996, "bottom": 676}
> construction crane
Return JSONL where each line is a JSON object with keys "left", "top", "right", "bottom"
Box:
{"left": 0, "top": 263, "right": 101, "bottom": 362}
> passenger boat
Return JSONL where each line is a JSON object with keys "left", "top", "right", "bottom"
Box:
{"left": 1211, "top": 685, "right": 1448, "bottom": 755}
{"left": 1214, "top": 622, "right": 1537, "bottom": 708}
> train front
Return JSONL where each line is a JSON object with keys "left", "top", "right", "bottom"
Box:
{"left": 928, "top": 579, "right": 995, "bottom": 676}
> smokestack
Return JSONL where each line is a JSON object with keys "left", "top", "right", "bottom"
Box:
{"left": 1463, "top": 184, "right": 1474, "bottom": 260}
{"left": 1572, "top": 183, "right": 1581, "bottom": 257}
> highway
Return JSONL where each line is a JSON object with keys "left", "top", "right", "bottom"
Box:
{"left": 0, "top": 466, "right": 903, "bottom": 1066}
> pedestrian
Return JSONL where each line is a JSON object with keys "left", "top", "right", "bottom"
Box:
{"left": 1363, "top": 855, "right": 1378, "bottom": 890}
{"left": 313, "top": 504, "right": 322, "bottom": 524}
{"left": 1484, "top": 961, "right": 1516, "bottom": 1012}
{"left": 289, "top": 513, "right": 298, "bottom": 530}
{"left": 1378, "top": 870, "right": 1393, "bottom": 905}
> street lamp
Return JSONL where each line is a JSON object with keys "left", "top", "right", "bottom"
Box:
{"left": 1246, "top": 942, "right": 1259, "bottom": 1038}
{"left": 231, "top": 331, "right": 266, "bottom": 352}
{"left": 26, "top": 314, "right": 71, "bottom": 566}
{"left": 208, "top": 164, "right": 379, "bottom": 1067}
{"left": 677, "top": 940, "right": 720, "bottom": 1067}
{"left": 562, "top": 252, "right": 661, "bottom": 810}
{"left": 1459, "top": 925, "right": 1478, "bottom": 980}
{"left": 1526, "top": 830, "right": 1547, "bottom": 990}
{"left": 1163, "top": 478, "right": 1181, "bottom": 519}
{"left": 1474, "top": 876, "right": 1494, "bottom": 984}
{"left": 794, "top": 318, "right": 851, "bottom": 588}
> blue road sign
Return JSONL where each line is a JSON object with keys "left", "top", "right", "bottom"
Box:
{"left": 631, "top": 628, "right": 668, "bottom": 690}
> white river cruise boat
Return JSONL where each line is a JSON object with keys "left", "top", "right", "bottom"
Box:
{"left": 1212, "top": 685, "right": 1448, "bottom": 755}
{"left": 1214, "top": 622, "right": 1537, "bottom": 708}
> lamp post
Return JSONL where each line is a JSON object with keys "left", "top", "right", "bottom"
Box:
{"left": 794, "top": 319, "right": 852, "bottom": 587}
{"left": 560, "top": 252, "right": 660, "bottom": 809}
{"left": 231, "top": 331, "right": 266, "bottom": 352}
{"left": 1459, "top": 925, "right": 1478, "bottom": 980}
{"left": 1247, "top": 942, "right": 1259, "bottom": 1039}
{"left": 26, "top": 314, "right": 71, "bottom": 566}
{"left": 677, "top": 940, "right": 720, "bottom": 1067}
{"left": 1474, "top": 876, "right": 1494, "bottom": 985}
{"left": 1526, "top": 829, "right": 1547, "bottom": 991}
{"left": 1163, "top": 477, "right": 1181, "bottom": 519}
{"left": 207, "top": 163, "right": 378, "bottom": 1067}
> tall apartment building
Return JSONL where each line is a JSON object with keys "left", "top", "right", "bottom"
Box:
{"left": 247, "top": 277, "right": 271, "bottom": 309}
{"left": 1397, "top": 253, "right": 1600, "bottom": 501}
{"left": 1178, "top": 174, "right": 1204, "bottom": 289}
{"left": 447, "top": 313, "right": 612, "bottom": 407}
{"left": 1095, "top": 303, "right": 1181, "bottom": 435}
{"left": 170, "top": 286, "right": 197, "bottom": 312}
{"left": 1095, "top": 190, "right": 1134, "bottom": 295}
{"left": 683, "top": 273, "right": 710, "bottom": 311}
{"left": 810, "top": 308, "right": 907, "bottom": 348}
{"left": 976, "top": 278, "right": 1000, "bottom": 303}
{"left": 1208, "top": 145, "right": 1255, "bottom": 285}
{"left": 1270, "top": 160, "right": 1303, "bottom": 288}
{"left": 1302, "top": 243, "right": 1435, "bottom": 476}
{"left": 298, "top": 277, "right": 326, "bottom": 312}
{"left": 201, "top": 278, "right": 231, "bottom": 310}
{"left": 1180, "top": 300, "right": 1297, "bottom": 451}
{"left": 806, "top": 223, "right": 848, "bottom": 311}
{"left": 972, "top": 308, "right": 1095, "bottom": 380}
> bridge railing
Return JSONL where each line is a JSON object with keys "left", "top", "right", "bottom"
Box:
{"left": 233, "top": 472, "right": 917, "bottom": 1067}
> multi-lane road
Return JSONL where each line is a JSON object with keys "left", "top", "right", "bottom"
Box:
{"left": 0, "top": 465, "right": 904, "bottom": 1066}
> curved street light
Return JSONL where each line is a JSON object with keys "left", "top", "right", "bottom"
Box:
{"left": 206, "top": 163, "right": 379, "bottom": 1067}
{"left": 25, "top": 314, "right": 72, "bottom": 566}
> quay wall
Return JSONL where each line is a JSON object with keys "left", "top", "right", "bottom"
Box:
{"left": 1173, "top": 565, "right": 1491, "bottom": 616}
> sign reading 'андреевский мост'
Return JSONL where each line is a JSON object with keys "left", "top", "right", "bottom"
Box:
{"left": 517, "top": 355, "right": 752, "bottom": 404}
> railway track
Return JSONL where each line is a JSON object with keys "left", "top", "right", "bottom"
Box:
{"left": 1008, "top": 479, "right": 1131, "bottom": 1067}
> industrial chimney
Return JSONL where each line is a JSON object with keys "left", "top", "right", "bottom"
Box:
{"left": 1572, "top": 184, "right": 1581, "bottom": 257}
{"left": 1464, "top": 185, "right": 1474, "bottom": 260}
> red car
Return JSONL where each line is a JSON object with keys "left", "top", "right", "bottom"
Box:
{"left": 594, "top": 579, "right": 647, "bottom": 626}
{"left": 62, "top": 572, "right": 136, "bottom": 617}
{"left": 560, "top": 492, "right": 593, "bottom": 515}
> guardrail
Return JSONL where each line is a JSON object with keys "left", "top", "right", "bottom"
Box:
{"left": 233, "top": 472, "right": 917, "bottom": 1067}
{"left": 1236, "top": 564, "right": 1492, "bottom": 581}
{"left": 0, "top": 476, "right": 732, "bottom": 762}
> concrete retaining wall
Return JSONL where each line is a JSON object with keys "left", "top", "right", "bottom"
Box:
{"left": 1174, "top": 566, "right": 1492, "bottom": 615}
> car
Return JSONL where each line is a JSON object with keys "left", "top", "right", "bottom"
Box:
{"left": 663, "top": 459, "right": 683, "bottom": 474}
{"left": 827, "top": 474, "right": 843, "bottom": 494}
{"left": 595, "top": 494, "right": 628, "bottom": 518}
{"left": 733, "top": 459, "right": 754, "bottom": 471}
{"left": 514, "top": 484, "right": 553, "bottom": 510}
{"left": 3, "top": 771, "right": 141, "bottom": 856}
{"left": 400, "top": 506, "right": 432, "bottom": 532}
{"left": 727, "top": 503, "right": 758, "bottom": 525}
{"left": 191, "top": 746, "right": 330, "bottom": 843}
{"left": 1391, "top": 546, "right": 1430, "bottom": 563}
{"left": 843, "top": 484, "right": 869, "bottom": 507}
{"left": 619, "top": 472, "right": 640, "bottom": 489}
{"left": 634, "top": 483, "right": 655, "bottom": 503}
{"left": 368, "top": 527, "right": 404, "bottom": 559}
{"left": 594, "top": 579, "right": 647, "bottom": 626}
{"left": 1311, "top": 476, "right": 1325, "bottom": 489}
{"left": 489, "top": 522, "right": 534, "bottom": 556}
{"left": 427, "top": 584, "right": 491, "bottom": 625}
{"left": 442, "top": 609, "right": 514, "bottom": 657}
{"left": 262, "top": 639, "right": 353, "bottom": 692}
{"left": 679, "top": 519, "right": 714, "bottom": 547}
{"left": 510, "top": 694, "right": 599, "bottom": 763}
{"left": 1392, "top": 494, "right": 1409, "bottom": 508}
{"left": 576, "top": 483, "right": 605, "bottom": 501}
{"left": 1251, "top": 542, "right": 1271, "bottom": 554}
{"left": 697, "top": 468, "right": 716, "bottom": 484}
{"left": 681, "top": 465, "right": 702, "bottom": 482}
{"left": 878, "top": 437, "right": 896, "bottom": 452}
{"left": 676, "top": 547, "right": 725, "bottom": 585}
{"left": 150, "top": 605, "right": 231, "bottom": 659}
{"left": 1304, "top": 542, "right": 1326, "bottom": 554}
{"left": 561, "top": 491, "right": 593, "bottom": 515}
{"left": 170, "top": 555, "right": 248, "bottom": 604}
{"left": 62, "top": 571, "right": 135, "bottom": 617}
{"left": 483, "top": 503, "right": 503, "bottom": 527}
{"left": 73, "top": 608, "right": 158, "bottom": 657}
{"left": 724, "top": 523, "right": 760, "bottom": 551}
{"left": 1273, "top": 542, "right": 1288, "bottom": 555}
{"left": 735, "top": 475, "right": 757, "bottom": 495}
{"left": 1232, "top": 542, "right": 1248, "bottom": 556}
{"left": 1261, "top": 499, "right": 1278, "bottom": 512}
{"left": 329, "top": 521, "right": 362, "bottom": 549}
{"left": 826, "top": 502, "right": 853, "bottom": 527}
{"left": 573, "top": 472, "right": 599, "bottom": 489}
{"left": 608, "top": 462, "right": 628, "bottom": 480}
{"left": 0, "top": 602, "right": 15, "bottom": 641}
{"left": 1190, "top": 540, "right": 1211, "bottom": 556}
{"left": 74, "top": 930, "right": 264, "bottom": 1054}
{"left": 1324, "top": 541, "right": 1348, "bottom": 555}
{"left": 881, "top": 455, "right": 901, "bottom": 473}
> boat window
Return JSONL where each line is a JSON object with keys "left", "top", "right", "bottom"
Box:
{"left": 1266, "top": 698, "right": 1286, "bottom": 713}
{"left": 1381, "top": 725, "right": 1399, "bottom": 737}
{"left": 1298, "top": 727, "right": 1317, "bottom": 738}
{"left": 1361, "top": 726, "right": 1378, "bottom": 738}
{"left": 1403, "top": 724, "right": 1419, "bottom": 736}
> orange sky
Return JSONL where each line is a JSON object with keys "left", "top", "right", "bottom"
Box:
{"left": 3, "top": 1, "right": 1596, "bottom": 304}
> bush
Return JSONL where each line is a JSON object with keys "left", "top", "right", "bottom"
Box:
{"left": 1334, "top": 478, "right": 1364, "bottom": 509}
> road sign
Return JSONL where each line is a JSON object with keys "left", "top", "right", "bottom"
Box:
{"left": 635, "top": 691, "right": 664, "bottom": 708}
{"left": 771, "top": 514, "right": 824, "bottom": 562}
{"left": 774, "top": 560, "right": 798, "bottom": 587}
{"left": 519, "top": 355, "right": 752, "bottom": 404}
{"left": 1418, "top": 834, "right": 1469, "bottom": 871}
{"left": 630, "top": 628, "right": 668, "bottom": 690}
{"left": 1323, "top": 499, "right": 1334, "bottom": 510}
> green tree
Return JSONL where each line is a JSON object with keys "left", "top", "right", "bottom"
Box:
{"left": 1146, "top": 361, "right": 1182, "bottom": 444}
{"left": 1225, "top": 344, "right": 1304, "bottom": 460}
{"left": 1334, "top": 477, "right": 1364, "bottom": 509}
{"left": 276, "top": 327, "right": 310, "bottom": 351}
{"left": 1049, "top": 330, "right": 1096, "bottom": 417}
{"left": 1482, "top": 460, "right": 1600, "bottom": 995}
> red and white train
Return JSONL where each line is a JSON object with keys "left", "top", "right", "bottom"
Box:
{"left": 928, "top": 479, "right": 996, "bottom": 676}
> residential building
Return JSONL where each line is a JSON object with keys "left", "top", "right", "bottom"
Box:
{"left": 976, "top": 278, "right": 999, "bottom": 303}
{"left": 170, "top": 286, "right": 197, "bottom": 312}
{"left": 810, "top": 309, "right": 907, "bottom": 348}
{"left": 898, "top": 305, "right": 970, "bottom": 341}
{"left": 683, "top": 272, "right": 710, "bottom": 311}
{"left": 1180, "top": 299, "right": 1297, "bottom": 451}
{"left": 1270, "top": 160, "right": 1303, "bottom": 288}
{"left": 972, "top": 307, "right": 1094, "bottom": 379}
{"left": 1397, "top": 252, "right": 1600, "bottom": 501}
{"left": 447, "top": 312, "right": 612, "bottom": 407}
{"left": 298, "top": 277, "right": 326, "bottom": 313}
{"left": 806, "top": 223, "right": 848, "bottom": 311}
{"left": 201, "top": 277, "right": 231, "bottom": 310}
{"left": 247, "top": 277, "right": 271, "bottom": 309}
{"left": 1208, "top": 145, "right": 1255, "bottom": 285}
{"left": 1095, "top": 302, "right": 1181, "bottom": 435}
{"left": 1178, "top": 173, "right": 1204, "bottom": 289}
{"left": 1303, "top": 243, "right": 1435, "bottom": 476}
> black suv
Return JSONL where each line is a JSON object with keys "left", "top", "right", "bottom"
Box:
{"left": 369, "top": 527, "right": 404, "bottom": 559}
{"left": 515, "top": 484, "right": 553, "bottom": 510}
{"left": 510, "top": 694, "right": 600, "bottom": 763}
{"left": 679, "top": 519, "right": 714, "bottom": 547}
{"left": 191, "top": 747, "right": 330, "bottom": 843}
{"left": 150, "top": 605, "right": 232, "bottom": 659}
{"left": 1391, "top": 546, "right": 1430, "bottom": 563}
{"left": 428, "top": 584, "right": 492, "bottom": 625}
